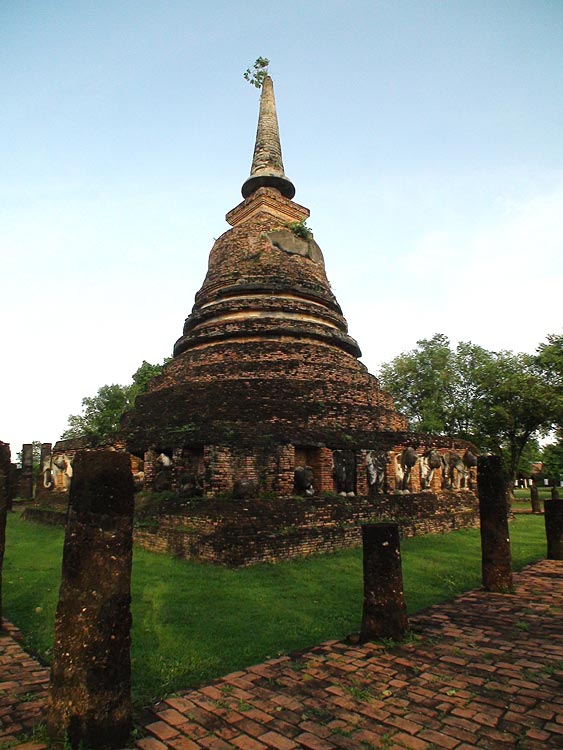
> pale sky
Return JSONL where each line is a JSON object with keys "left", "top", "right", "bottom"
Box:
{"left": 1, "top": 0, "right": 562, "bottom": 456}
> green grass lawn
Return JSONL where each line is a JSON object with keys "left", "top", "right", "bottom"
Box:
{"left": 3, "top": 510, "right": 547, "bottom": 708}
{"left": 512, "top": 486, "right": 558, "bottom": 511}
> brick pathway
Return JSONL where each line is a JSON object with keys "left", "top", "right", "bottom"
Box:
{"left": 1, "top": 561, "right": 562, "bottom": 749}
{"left": 138, "top": 559, "right": 563, "bottom": 750}
{"left": 0, "top": 619, "right": 49, "bottom": 749}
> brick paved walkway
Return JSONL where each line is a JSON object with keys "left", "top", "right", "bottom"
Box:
{"left": 138, "top": 559, "right": 563, "bottom": 750}
{"left": 1, "top": 560, "right": 562, "bottom": 749}
{"left": 0, "top": 619, "right": 49, "bottom": 749}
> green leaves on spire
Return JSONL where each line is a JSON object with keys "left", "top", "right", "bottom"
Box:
{"left": 244, "top": 57, "right": 270, "bottom": 88}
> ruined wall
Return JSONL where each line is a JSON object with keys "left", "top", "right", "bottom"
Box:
{"left": 34, "top": 438, "right": 143, "bottom": 498}
{"left": 133, "top": 491, "right": 479, "bottom": 567}
{"left": 142, "top": 438, "right": 477, "bottom": 499}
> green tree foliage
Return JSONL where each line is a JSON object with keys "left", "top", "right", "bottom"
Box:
{"left": 379, "top": 333, "right": 558, "bottom": 482}
{"left": 244, "top": 57, "right": 270, "bottom": 88}
{"left": 61, "top": 359, "right": 167, "bottom": 443}
{"left": 536, "top": 331, "right": 563, "bottom": 429}
{"left": 541, "top": 441, "right": 563, "bottom": 484}
{"left": 378, "top": 334, "right": 489, "bottom": 436}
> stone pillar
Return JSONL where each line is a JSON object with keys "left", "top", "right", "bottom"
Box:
{"left": 276, "top": 444, "right": 295, "bottom": 496}
{"left": 544, "top": 497, "right": 563, "bottom": 560}
{"left": 47, "top": 450, "right": 134, "bottom": 749}
{"left": 19, "top": 443, "right": 34, "bottom": 499}
{"left": 0, "top": 442, "right": 11, "bottom": 623}
{"left": 530, "top": 484, "right": 541, "bottom": 514}
{"left": 477, "top": 455, "right": 512, "bottom": 592}
{"left": 318, "top": 447, "right": 335, "bottom": 493}
{"left": 8, "top": 463, "right": 17, "bottom": 511}
{"left": 356, "top": 451, "right": 369, "bottom": 497}
{"left": 551, "top": 486, "right": 560, "bottom": 501}
{"left": 360, "top": 523, "right": 408, "bottom": 642}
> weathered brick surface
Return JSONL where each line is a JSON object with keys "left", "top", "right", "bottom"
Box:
{"left": 0, "top": 620, "right": 49, "bottom": 749}
{"left": 122, "top": 185, "right": 412, "bottom": 468}
{"left": 135, "top": 560, "right": 563, "bottom": 749}
{"left": 132, "top": 490, "right": 479, "bottom": 566}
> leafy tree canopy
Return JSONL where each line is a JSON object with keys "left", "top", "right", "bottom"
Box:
{"left": 536, "top": 331, "right": 563, "bottom": 429}
{"left": 61, "top": 359, "right": 168, "bottom": 444}
{"left": 378, "top": 333, "right": 559, "bottom": 482}
{"left": 541, "top": 441, "right": 563, "bottom": 484}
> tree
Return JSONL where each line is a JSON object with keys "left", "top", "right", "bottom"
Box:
{"left": 536, "top": 331, "right": 563, "bottom": 430}
{"left": 61, "top": 359, "right": 167, "bottom": 443}
{"left": 244, "top": 57, "right": 270, "bottom": 88}
{"left": 378, "top": 333, "right": 455, "bottom": 434}
{"left": 473, "top": 349, "right": 557, "bottom": 483}
{"left": 379, "top": 334, "right": 558, "bottom": 484}
{"left": 541, "top": 441, "right": 563, "bottom": 485}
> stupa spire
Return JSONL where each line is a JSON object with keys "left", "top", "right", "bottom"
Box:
{"left": 241, "top": 75, "right": 296, "bottom": 200}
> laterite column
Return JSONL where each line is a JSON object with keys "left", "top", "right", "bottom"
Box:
{"left": 19, "top": 443, "right": 34, "bottom": 499}
{"left": 544, "top": 497, "right": 563, "bottom": 560}
{"left": 47, "top": 450, "right": 134, "bottom": 749}
{"left": 0, "top": 442, "right": 11, "bottom": 623}
{"left": 360, "top": 523, "right": 408, "bottom": 642}
{"left": 530, "top": 484, "right": 541, "bottom": 514}
{"left": 477, "top": 455, "right": 512, "bottom": 592}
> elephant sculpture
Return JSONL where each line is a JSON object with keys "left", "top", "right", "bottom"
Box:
{"left": 294, "top": 466, "right": 315, "bottom": 496}
{"left": 232, "top": 479, "right": 258, "bottom": 499}
{"left": 396, "top": 447, "right": 418, "bottom": 492}
{"left": 442, "top": 451, "right": 471, "bottom": 490}
{"left": 52, "top": 454, "right": 73, "bottom": 491}
{"left": 365, "top": 450, "right": 387, "bottom": 494}
{"left": 420, "top": 448, "right": 442, "bottom": 490}
{"left": 41, "top": 455, "right": 53, "bottom": 489}
{"left": 333, "top": 450, "right": 356, "bottom": 496}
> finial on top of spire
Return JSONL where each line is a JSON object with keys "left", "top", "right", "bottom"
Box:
{"left": 241, "top": 63, "right": 296, "bottom": 200}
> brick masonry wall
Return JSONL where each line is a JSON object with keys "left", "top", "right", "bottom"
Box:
{"left": 123, "top": 188, "right": 409, "bottom": 455}
{"left": 132, "top": 490, "right": 480, "bottom": 567}
{"left": 23, "top": 488, "right": 480, "bottom": 566}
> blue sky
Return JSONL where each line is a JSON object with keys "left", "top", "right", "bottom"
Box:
{"left": 1, "top": 0, "right": 562, "bottom": 454}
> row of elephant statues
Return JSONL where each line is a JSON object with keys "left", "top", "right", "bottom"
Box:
{"left": 294, "top": 447, "right": 478, "bottom": 497}
{"left": 41, "top": 446, "right": 477, "bottom": 499}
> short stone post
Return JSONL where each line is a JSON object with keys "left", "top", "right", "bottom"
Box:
{"left": 360, "top": 523, "right": 408, "bottom": 642}
{"left": 530, "top": 484, "right": 541, "bottom": 514}
{"left": 477, "top": 455, "right": 512, "bottom": 592}
{"left": 19, "top": 443, "right": 34, "bottom": 499}
{"left": 544, "top": 497, "right": 563, "bottom": 560}
{"left": 0, "top": 442, "right": 11, "bottom": 623}
{"left": 47, "top": 450, "right": 134, "bottom": 749}
{"left": 551, "top": 486, "right": 560, "bottom": 501}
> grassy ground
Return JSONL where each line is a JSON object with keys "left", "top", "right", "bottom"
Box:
{"left": 3, "top": 510, "right": 546, "bottom": 708}
{"left": 512, "top": 486, "right": 558, "bottom": 511}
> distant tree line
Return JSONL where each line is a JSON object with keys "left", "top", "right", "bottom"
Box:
{"left": 378, "top": 332, "right": 563, "bottom": 485}
{"left": 61, "top": 359, "right": 168, "bottom": 444}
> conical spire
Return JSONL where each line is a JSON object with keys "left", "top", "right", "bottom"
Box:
{"left": 241, "top": 75, "right": 296, "bottom": 200}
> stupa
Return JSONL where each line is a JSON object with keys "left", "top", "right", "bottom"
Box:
{"left": 123, "top": 76, "right": 475, "bottom": 501}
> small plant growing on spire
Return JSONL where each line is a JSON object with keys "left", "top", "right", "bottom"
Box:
{"left": 286, "top": 220, "right": 313, "bottom": 241}
{"left": 244, "top": 57, "right": 270, "bottom": 88}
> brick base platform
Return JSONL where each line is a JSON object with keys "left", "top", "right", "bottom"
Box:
{"left": 138, "top": 559, "right": 563, "bottom": 750}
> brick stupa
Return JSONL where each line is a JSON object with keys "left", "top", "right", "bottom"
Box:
{"left": 123, "top": 77, "right": 470, "bottom": 498}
